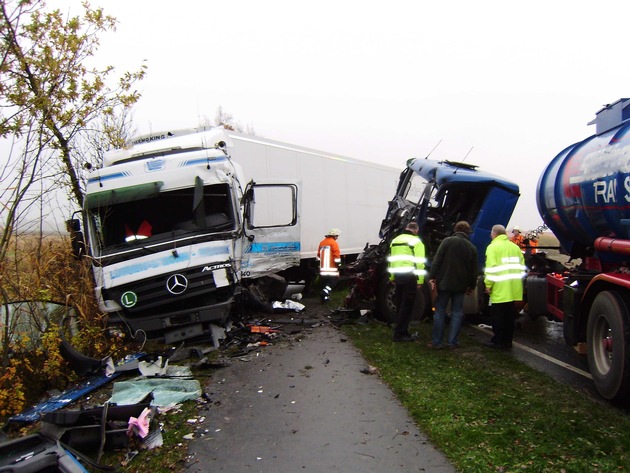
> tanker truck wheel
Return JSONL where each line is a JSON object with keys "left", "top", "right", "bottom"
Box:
{"left": 587, "top": 291, "right": 630, "bottom": 403}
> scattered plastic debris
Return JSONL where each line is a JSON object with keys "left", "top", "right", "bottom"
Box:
{"left": 272, "top": 299, "right": 306, "bottom": 312}
{"left": 128, "top": 407, "right": 154, "bottom": 438}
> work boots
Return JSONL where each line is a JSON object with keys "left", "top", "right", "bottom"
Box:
{"left": 320, "top": 285, "right": 332, "bottom": 303}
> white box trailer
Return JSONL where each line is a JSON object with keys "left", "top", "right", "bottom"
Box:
{"left": 70, "top": 127, "right": 400, "bottom": 343}
{"left": 227, "top": 131, "right": 401, "bottom": 259}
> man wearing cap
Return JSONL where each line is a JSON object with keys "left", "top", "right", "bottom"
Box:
{"left": 510, "top": 226, "right": 526, "bottom": 252}
{"left": 387, "top": 221, "right": 426, "bottom": 342}
{"left": 317, "top": 228, "right": 342, "bottom": 302}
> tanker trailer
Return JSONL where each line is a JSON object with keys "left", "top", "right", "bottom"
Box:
{"left": 531, "top": 98, "right": 630, "bottom": 402}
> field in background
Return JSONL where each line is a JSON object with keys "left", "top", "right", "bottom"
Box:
{"left": 537, "top": 231, "right": 573, "bottom": 266}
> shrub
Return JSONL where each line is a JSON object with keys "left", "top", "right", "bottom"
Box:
{"left": 0, "top": 234, "right": 125, "bottom": 420}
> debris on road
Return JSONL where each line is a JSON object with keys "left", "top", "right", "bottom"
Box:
{"left": 360, "top": 365, "right": 379, "bottom": 375}
{"left": 0, "top": 293, "right": 378, "bottom": 470}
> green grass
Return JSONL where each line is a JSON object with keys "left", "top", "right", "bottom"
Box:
{"left": 342, "top": 319, "right": 630, "bottom": 473}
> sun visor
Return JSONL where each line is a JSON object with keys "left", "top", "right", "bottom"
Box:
{"left": 85, "top": 181, "right": 164, "bottom": 209}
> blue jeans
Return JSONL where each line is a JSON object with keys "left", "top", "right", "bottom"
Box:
{"left": 432, "top": 290, "right": 465, "bottom": 347}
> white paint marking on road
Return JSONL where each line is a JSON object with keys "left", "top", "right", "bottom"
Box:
{"left": 471, "top": 325, "right": 593, "bottom": 379}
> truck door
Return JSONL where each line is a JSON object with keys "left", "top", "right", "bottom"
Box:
{"left": 242, "top": 180, "right": 301, "bottom": 279}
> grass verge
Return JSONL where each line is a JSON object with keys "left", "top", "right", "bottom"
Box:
{"left": 342, "top": 318, "right": 630, "bottom": 473}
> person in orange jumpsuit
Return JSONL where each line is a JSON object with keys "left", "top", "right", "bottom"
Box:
{"left": 317, "top": 228, "right": 342, "bottom": 302}
{"left": 510, "top": 226, "right": 526, "bottom": 252}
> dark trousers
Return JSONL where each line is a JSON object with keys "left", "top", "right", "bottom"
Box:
{"left": 320, "top": 275, "right": 339, "bottom": 297}
{"left": 490, "top": 301, "right": 516, "bottom": 347}
{"left": 394, "top": 276, "right": 418, "bottom": 338}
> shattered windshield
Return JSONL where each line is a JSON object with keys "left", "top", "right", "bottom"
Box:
{"left": 87, "top": 182, "right": 236, "bottom": 255}
{"left": 401, "top": 171, "right": 428, "bottom": 205}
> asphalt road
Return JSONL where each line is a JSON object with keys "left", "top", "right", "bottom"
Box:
{"left": 465, "top": 313, "right": 604, "bottom": 402}
{"left": 186, "top": 314, "right": 455, "bottom": 473}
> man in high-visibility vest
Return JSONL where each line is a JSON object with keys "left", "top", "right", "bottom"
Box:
{"left": 387, "top": 221, "right": 426, "bottom": 342}
{"left": 317, "top": 228, "right": 342, "bottom": 303}
{"left": 483, "top": 224, "right": 526, "bottom": 349}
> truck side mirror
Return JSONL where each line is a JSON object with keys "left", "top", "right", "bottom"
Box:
{"left": 65, "top": 219, "right": 86, "bottom": 259}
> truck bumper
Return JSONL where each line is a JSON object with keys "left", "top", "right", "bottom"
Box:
{"left": 108, "top": 298, "right": 233, "bottom": 343}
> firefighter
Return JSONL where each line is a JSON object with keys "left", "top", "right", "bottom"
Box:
{"left": 483, "top": 224, "right": 526, "bottom": 349}
{"left": 510, "top": 225, "right": 526, "bottom": 252}
{"left": 317, "top": 228, "right": 342, "bottom": 303}
{"left": 524, "top": 232, "right": 539, "bottom": 255}
{"left": 387, "top": 221, "right": 426, "bottom": 342}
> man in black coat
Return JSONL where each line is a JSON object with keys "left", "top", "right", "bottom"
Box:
{"left": 427, "top": 221, "right": 478, "bottom": 349}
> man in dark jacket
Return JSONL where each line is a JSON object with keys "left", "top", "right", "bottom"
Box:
{"left": 428, "top": 221, "right": 478, "bottom": 349}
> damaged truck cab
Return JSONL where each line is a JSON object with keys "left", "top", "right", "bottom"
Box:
{"left": 346, "top": 158, "right": 520, "bottom": 321}
{"left": 72, "top": 128, "right": 299, "bottom": 343}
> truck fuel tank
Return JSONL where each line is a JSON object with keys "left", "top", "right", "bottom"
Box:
{"left": 537, "top": 103, "right": 630, "bottom": 260}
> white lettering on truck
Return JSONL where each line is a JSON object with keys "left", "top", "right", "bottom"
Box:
{"left": 201, "top": 263, "right": 231, "bottom": 272}
{"left": 132, "top": 134, "right": 167, "bottom": 145}
{"left": 593, "top": 179, "right": 617, "bottom": 204}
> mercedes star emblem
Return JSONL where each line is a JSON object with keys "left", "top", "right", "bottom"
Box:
{"left": 166, "top": 273, "right": 188, "bottom": 295}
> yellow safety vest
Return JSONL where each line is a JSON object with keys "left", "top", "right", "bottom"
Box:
{"left": 387, "top": 233, "right": 426, "bottom": 284}
{"left": 484, "top": 234, "right": 526, "bottom": 303}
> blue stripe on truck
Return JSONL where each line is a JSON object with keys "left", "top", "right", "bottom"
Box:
{"left": 247, "top": 242, "right": 301, "bottom": 253}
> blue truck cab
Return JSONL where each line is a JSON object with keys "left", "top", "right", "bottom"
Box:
{"left": 347, "top": 158, "right": 520, "bottom": 321}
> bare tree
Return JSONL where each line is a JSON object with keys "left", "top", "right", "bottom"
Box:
{"left": 74, "top": 106, "right": 137, "bottom": 179}
{"left": 214, "top": 105, "right": 235, "bottom": 130}
{"left": 0, "top": 0, "right": 146, "bottom": 207}
{"left": 0, "top": 0, "right": 145, "bottom": 278}
{"left": 0, "top": 122, "right": 53, "bottom": 263}
{"left": 210, "top": 105, "right": 257, "bottom": 135}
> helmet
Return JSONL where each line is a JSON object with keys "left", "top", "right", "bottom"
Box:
{"left": 512, "top": 225, "right": 521, "bottom": 233}
{"left": 327, "top": 228, "right": 341, "bottom": 237}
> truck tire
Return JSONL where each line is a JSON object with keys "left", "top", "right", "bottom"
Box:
{"left": 586, "top": 290, "right": 630, "bottom": 403}
{"left": 375, "top": 273, "right": 397, "bottom": 324}
{"left": 375, "top": 273, "right": 429, "bottom": 324}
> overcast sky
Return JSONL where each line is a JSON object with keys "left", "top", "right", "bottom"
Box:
{"left": 73, "top": 0, "right": 630, "bottom": 230}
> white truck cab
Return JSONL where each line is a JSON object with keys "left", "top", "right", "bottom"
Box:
{"left": 78, "top": 128, "right": 299, "bottom": 343}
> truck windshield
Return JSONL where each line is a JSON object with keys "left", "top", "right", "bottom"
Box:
{"left": 87, "top": 182, "right": 235, "bottom": 255}
{"left": 401, "top": 171, "right": 429, "bottom": 205}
